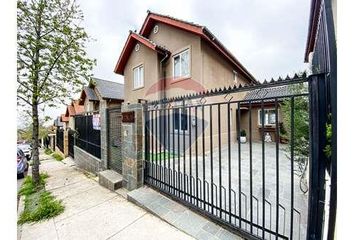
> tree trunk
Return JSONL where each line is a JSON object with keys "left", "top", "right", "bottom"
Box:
{"left": 32, "top": 102, "right": 40, "bottom": 185}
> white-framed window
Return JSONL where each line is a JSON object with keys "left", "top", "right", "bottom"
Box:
{"left": 133, "top": 65, "right": 144, "bottom": 89}
{"left": 258, "top": 109, "right": 277, "bottom": 126}
{"left": 173, "top": 49, "right": 190, "bottom": 79}
{"left": 173, "top": 108, "right": 188, "bottom": 132}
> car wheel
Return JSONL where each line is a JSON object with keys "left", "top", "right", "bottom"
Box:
{"left": 17, "top": 173, "right": 24, "bottom": 179}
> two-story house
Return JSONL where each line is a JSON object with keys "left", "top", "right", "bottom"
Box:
{"left": 114, "top": 11, "right": 259, "bottom": 153}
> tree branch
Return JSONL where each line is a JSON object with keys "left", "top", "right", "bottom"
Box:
{"left": 17, "top": 95, "right": 33, "bottom": 106}
{"left": 38, "top": 37, "right": 77, "bottom": 91}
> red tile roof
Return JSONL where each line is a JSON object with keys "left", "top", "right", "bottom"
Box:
{"left": 114, "top": 11, "right": 257, "bottom": 83}
{"left": 72, "top": 100, "right": 84, "bottom": 115}
{"left": 60, "top": 114, "right": 69, "bottom": 122}
{"left": 64, "top": 99, "right": 85, "bottom": 117}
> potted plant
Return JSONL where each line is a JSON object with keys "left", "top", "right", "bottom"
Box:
{"left": 240, "top": 129, "right": 247, "bottom": 143}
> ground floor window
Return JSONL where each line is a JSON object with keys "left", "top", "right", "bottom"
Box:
{"left": 258, "top": 109, "right": 276, "bottom": 126}
{"left": 173, "top": 108, "right": 188, "bottom": 131}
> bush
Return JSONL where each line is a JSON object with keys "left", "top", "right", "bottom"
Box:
{"left": 51, "top": 152, "right": 63, "bottom": 161}
{"left": 44, "top": 148, "right": 53, "bottom": 155}
{"left": 240, "top": 129, "right": 247, "bottom": 137}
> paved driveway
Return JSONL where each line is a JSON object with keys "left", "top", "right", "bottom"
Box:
{"left": 149, "top": 142, "right": 308, "bottom": 240}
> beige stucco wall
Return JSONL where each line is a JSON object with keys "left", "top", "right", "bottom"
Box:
{"left": 123, "top": 42, "right": 159, "bottom": 103}
{"left": 148, "top": 23, "right": 203, "bottom": 99}
{"left": 84, "top": 97, "right": 94, "bottom": 112}
{"left": 123, "top": 22, "right": 253, "bottom": 104}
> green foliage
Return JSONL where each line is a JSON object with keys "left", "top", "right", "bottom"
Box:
{"left": 324, "top": 121, "right": 332, "bottom": 158}
{"left": 281, "top": 83, "right": 309, "bottom": 172}
{"left": 18, "top": 190, "right": 64, "bottom": 224}
{"left": 19, "top": 173, "right": 49, "bottom": 196}
{"left": 17, "top": 0, "right": 96, "bottom": 108}
{"left": 17, "top": 0, "right": 95, "bottom": 185}
{"left": 51, "top": 152, "right": 63, "bottom": 161}
{"left": 148, "top": 152, "right": 177, "bottom": 161}
{"left": 44, "top": 148, "right": 53, "bottom": 155}
{"left": 240, "top": 129, "right": 247, "bottom": 137}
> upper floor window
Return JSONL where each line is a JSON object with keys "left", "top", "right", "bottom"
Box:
{"left": 173, "top": 49, "right": 190, "bottom": 79}
{"left": 133, "top": 65, "right": 144, "bottom": 89}
{"left": 258, "top": 109, "right": 276, "bottom": 126}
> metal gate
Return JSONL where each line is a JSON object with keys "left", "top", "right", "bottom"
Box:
{"left": 68, "top": 129, "right": 75, "bottom": 158}
{"left": 143, "top": 73, "right": 329, "bottom": 240}
{"left": 107, "top": 107, "right": 123, "bottom": 173}
{"left": 56, "top": 128, "right": 64, "bottom": 152}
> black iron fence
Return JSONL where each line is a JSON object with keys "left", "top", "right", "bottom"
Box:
{"left": 56, "top": 128, "right": 64, "bottom": 153}
{"left": 75, "top": 113, "right": 101, "bottom": 159}
{"left": 68, "top": 129, "right": 75, "bottom": 158}
{"left": 144, "top": 74, "right": 314, "bottom": 240}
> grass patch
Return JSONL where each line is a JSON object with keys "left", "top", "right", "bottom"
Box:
{"left": 18, "top": 190, "right": 64, "bottom": 224}
{"left": 51, "top": 152, "right": 63, "bottom": 161}
{"left": 44, "top": 148, "right": 53, "bottom": 155}
{"left": 18, "top": 174, "right": 64, "bottom": 224}
{"left": 147, "top": 151, "right": 177, "bottom": 161}
{"left": 19, "top": 173, "right": 49, "bottom": 196}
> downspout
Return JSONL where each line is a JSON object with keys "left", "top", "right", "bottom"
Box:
{"left": 159, "top": 52, "right": 169, "bottom": 146}
{"left": 160, "top": 52, "right": 169, "bottom": 100}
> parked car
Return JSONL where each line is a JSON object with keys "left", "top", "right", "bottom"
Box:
{"left": 17, "top": 143, "right": 32, "bottom": 160}
{"left": 17, "top": 148, "right": 28, "bottom": 179}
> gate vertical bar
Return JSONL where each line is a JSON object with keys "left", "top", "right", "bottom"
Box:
{"left": 249, "top": 101, "right": 253, "bottom": 234}
{"left": 195, "top": 106, "right": 199, "bottom": 206}
{"left": 210, "top": 105, "right": 214, "bottom": 215}
{"left": 307, "top": 73, "right": 327, "bottom": 240}
{"left": 275, "top": 98, "right": 280, "bottom": 239}
{"left": 261, "top": 100, "right": 265, "bottom": 239}
{"left": 144, "top": 105, "right": 150, "bottom": 183}
{"left": 218, "top": 103, "right": 222, "bottom": 218}
{"left": 237, "top": 102, "right": 242, "bottom": 228}
{"left": 227, "top": 102, "right": 231, "bottom": 223}
{"left": 290, "top": 96, "right": 295, "bottom": 240}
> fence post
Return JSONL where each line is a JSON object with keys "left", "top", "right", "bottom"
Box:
{"left": 99, "top": 100, "right": 108, "bottom": 170}
{"left": 121, "top": 103, "right": 144, "bottom": 191}
{"left": 307, "top": 73, "right": 328, "bottom": 240}
{"left": 63, "top": 130, "right": 69, "bottom": 157}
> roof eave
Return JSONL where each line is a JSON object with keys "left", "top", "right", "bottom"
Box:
{"left": 304, "top": 0, "right": 321, "bottom": 62}
{"left": 114, "top": 32, "right": 170, "bottom": 75}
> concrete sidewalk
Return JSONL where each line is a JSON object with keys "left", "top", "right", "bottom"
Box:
{"left": 18, "top": 156, "right": 195, "bottom": 240}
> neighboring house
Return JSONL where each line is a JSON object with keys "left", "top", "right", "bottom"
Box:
{"left": 114, "top": 11, "right": 258, "bottom": 153}
{"left": 239, "top": 86, "right": 289, "bottom": 142}
{"left": 63, "top": 100, "right": 84, "bottom": 130}
{"left": 53, "top": 116, "right": 63, "bottom": 129}
{"left": 79, "top": 77, "right": 125, "bottom": 112}
{"left": 60, "top": 114, "right": 69, "bottom": 129}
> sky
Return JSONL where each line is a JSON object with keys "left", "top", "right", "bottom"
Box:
{"left": 42, "top": 0, "right": 311, "bottom": 126}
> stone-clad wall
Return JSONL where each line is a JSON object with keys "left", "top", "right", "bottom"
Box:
{"left": 74, "top": 146, "right": 102, "bottom": 174}
{"left": 121, "top": 103, "right": 143, "bottom": 190}
{"left": 100, "top": 100, "right": 108, "bottom": 170}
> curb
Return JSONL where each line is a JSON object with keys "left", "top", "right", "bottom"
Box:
{"left": 17, "top": 195, "right": 25, "bottom": 240}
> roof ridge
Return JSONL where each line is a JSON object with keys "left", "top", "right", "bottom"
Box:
{"left": 146, "top": 10, "right": 205, "bottom": 29}
{"left": 92, "top": 77, "right": 124, "bottom": 85}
